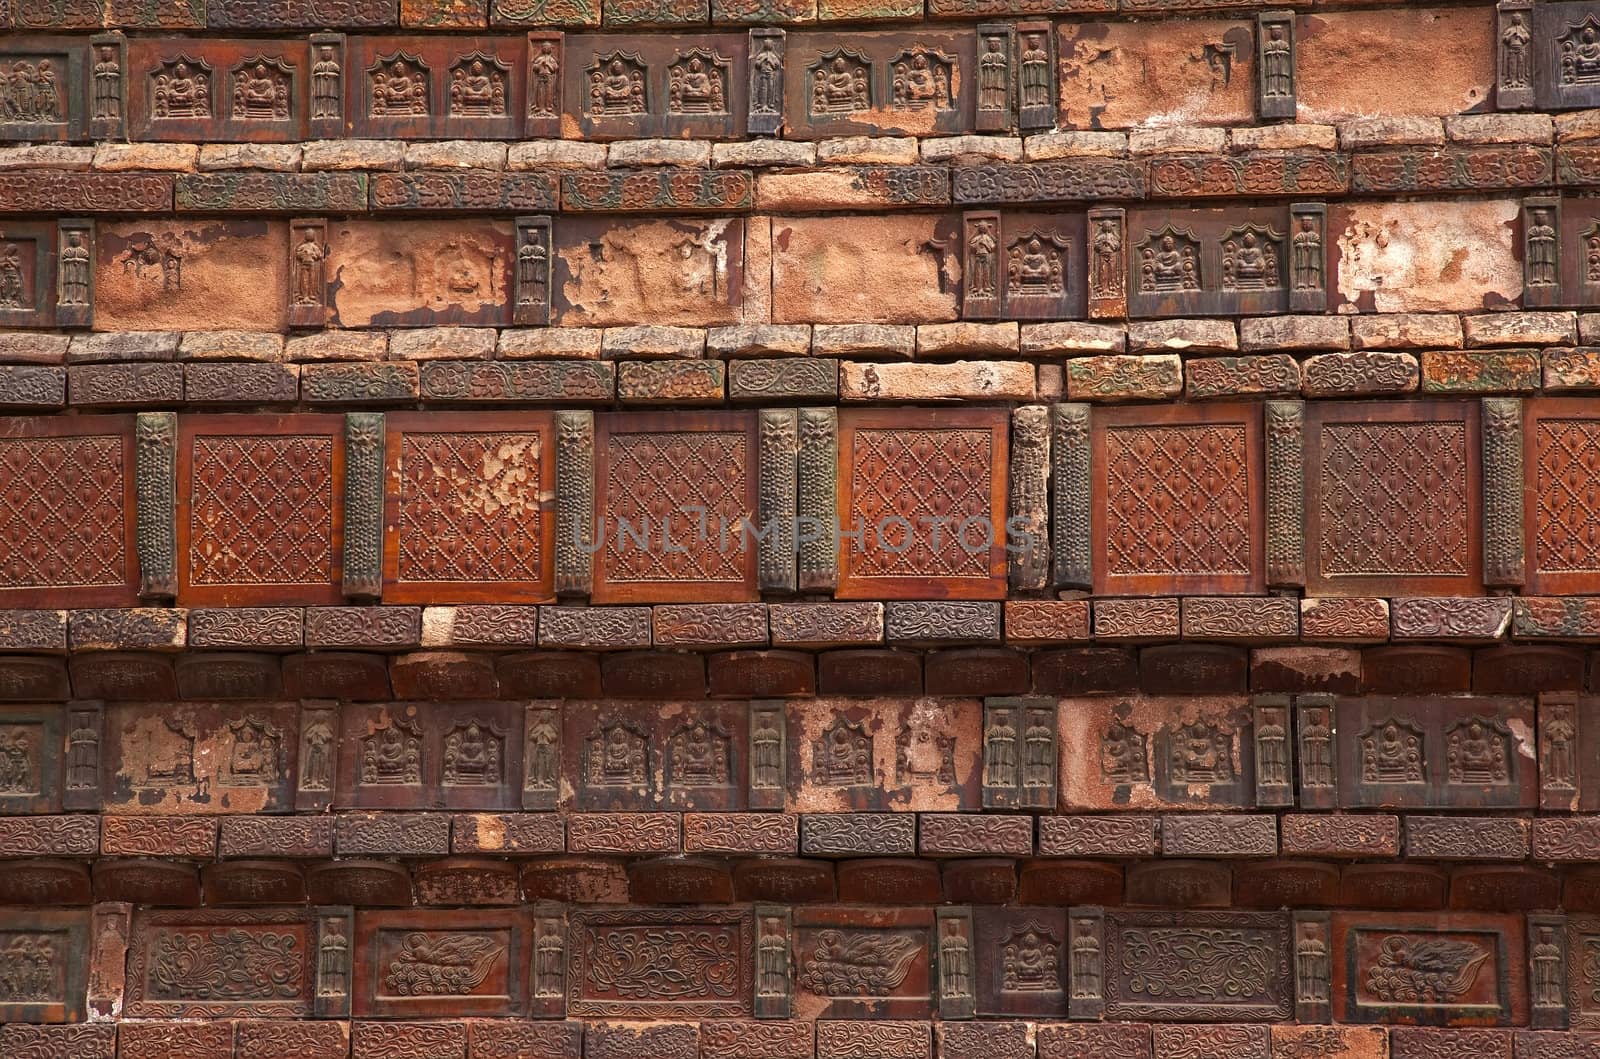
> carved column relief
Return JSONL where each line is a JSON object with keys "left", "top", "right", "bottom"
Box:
{"left": 1541, "top": 693, "right": 1581, "bottom": 812}
{"left": 1498, "top": 0, "right": 1536, "bottom": 109}
{"left": 1087, "top": 207, "right": 1127, "bottom": 319}
{"left": 963, "top": 210, "right": 1002, "bottom": 319}
{"left": 755, "top": 904, "right": 793, "bottom": 1018}
{"left": 287, "top": 217, "right": 329, "bottom": 329}
{"left": 531, "top": 908, "right": 567, "bottom": 1018}
{"left": 1016, "top": 22, "right": 1054, "bottom": 131}
{"left": 554, "top": 410, "right": 594, "bottom": 597}
{"left": 526, "top": 32, "right": 564, "bottom": 138}
{"left": 297, "top": 704, "right": 336, "bottom": 812}
{"left": 1051, "top": 402, "right": 1091, "bottom": 589}
{"left": 1010, "top": 406, "right": 1050, "bottom": 591}
{"left": 1266, "top": 399, "right": 1306, "bottom": 588}
{"left": 343, "top": 413, "right": 383, "bottom": 600}
{"left": 1067, "top": 906, "right": 1104, "bottom": 1020}
{"left": 1254, "top": 695, "right": 1293, "bottom": 808}
{"left": 797, "top": 406, "right": 838, "bottom": 593}
{"left": 936, "top": 906, "right": 975, "bottom": 1020}
{"left": 62, "top": 704, "right": 102, "bottom": 812}
{"left": 749, "top": 701, "right": 787, "bottom": 811}
{"left": 514, "top": 215, "right": 552, "bottom": 326}
{"left": 1483, "top": 397, "right": 1526, "bottom": 587}
{"left": 524, "top": 705, "right": 561, "bottom": 812}
{"left": 1257, "top": 12, "right": 1296, "bottom": 120}
{"left": 90, "top": 33, "right": 127, "bottom": 140}
{"left": 748, "top": 29, "right": 784, "bottom": 136}
{"left": 1524, "top": 197, "right": 1562, "bottom": 307}
{"left": 1531, "top": 913, "right": 1569, "bottom": 1029}
{"left": 314, "top": 907, "right": 353, "bottom": 1019}
{"left": 1293, "top": 911, "right": 1332, "bottom": 1024}
{"left": 1296, "top": 696, "right": 1337, "bottom": 810}
{"left": 983, "top": 697, "right": 1056, "bottom": 810}
{"left": 55, "top": 219, "right": 93, "bottom": 329}
{"left": 135, "top": 411, "right": 177, "bottom": 600}
{"left": 974, "top": 24, "right": 1013, "bottom": 132}
{"left": 308, "top": 33, "right": 345, "bottom": 139}
{"left": 759, "top": 408, "right": 798, "bottom": 593}
{"left": 1288, "top": 202, "right": 1326, "bottom": 313}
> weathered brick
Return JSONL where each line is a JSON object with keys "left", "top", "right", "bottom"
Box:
{"left": 1093, "top": 598, "right": 1180, "bottom": 641}
{"left": 654, "top": 604, "right": 769, "bottom": 647}
{"left": 335, "top": 813, "right": 451, "bottom": 856}
{"left": 1003, "top": 600, "right": 1090, "bottom": 644}
{"left": 218, "top": 817, "right": 333, "bottom": 858}
{"left": 841, "top": 360, "right": 1034, "bottom": 402}
{"left": 102, "top": 816, "right": 216, "bottom": 857}
{"left": 802, "top": 813, "right": 916, "bottom": 856}
{"left": 769, "top": 603, "right": 884, "bottom": 647}
{"left": 1065, "top": 354, "right": 1182, "bottom": 401}
{"left": 1126, "top": 319, "right": 1238, "bottom": 353}
{"left": 1391, "top": 597, "right": 1513, "bottom": 640}
{"left": 1422, "top": 349, "right": 1542, "bottom": 392}
{"left": 1464, "top": 311, "right": 1576, "bottom": 348}
{"left": 683, "top": 813, "right": 798, "bottom": 855}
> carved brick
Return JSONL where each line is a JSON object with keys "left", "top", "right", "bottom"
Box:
{"left": 124, "top": 908, "right": 314, "bottom": 1019}
{"left": 0, "top": 173, "right": 172, "bottom": 213}
{"left": 1305, "top": 401, "right": 1483, "bottom": 597}
{"left": 1148, "top": 153, "right": 1348, "bottom": 198}
{"left": 1092, "top": 403, "right": 1264, "bottom": 595}
{"left": 980, "top": 696, "right": 1055, "bottom": 809}
{"left": 701, "top": 1020, "right": 812, "bottom": 1059}
{"left": 953, "top": 162, "right": 1146, "bottom": 205}
{"left": 792, "top": 907, "right": 933, "bottom": 1020}
{"left": 351, "top": 1021, "right": 467, "bottom": 1059}
{"left": 567, "top": 907, "right": 751, "bottom": 1018}
{"left": 119, "top": 1022, "right": 236, "bottom": 1059}
{"left": 1332, "top": 912, "right": 1526, "bottom": 1026}
{"left": 1037, "top": 1024, "right": 1151, "bottom": 1059}
{"left": 351, "top": 907, "right": 528, "bottom": 1018}
{"left": 335, "top": 812, "right": 451, "bottom": 856}
{"left": 802, "top": 813, "right": 917, "bottom": 856}
{"left": 1161, "top": 814, "right": 1278, "bottom": 857}
{"left": 0, "top": 1025, "right": 117, "bottom": 1059}
{"left": 563, "top": 169, "right": 753, "bottom": 211}
{"left": 1336, "top": 695, "right": 1536, "bottom": 810}
{"left": 380, "top": 413, "right": 555, "bottom": 604}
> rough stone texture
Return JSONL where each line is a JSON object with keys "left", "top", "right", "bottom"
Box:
{"left": 1333, "top": 199, "right": 1521, "bottom": 313}
{"left": 1298, "top": 8, "right": 1495, "bottom": 122}
{"left": 774, "top": 216, "right": 959, "bottom": 325}
{"left": 1058, "top": 20, "right": 1255, "bottom": 131}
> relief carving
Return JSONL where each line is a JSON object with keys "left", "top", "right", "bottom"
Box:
{"left": 525, "top": 711, "right": 559, "bottom": 796}
{"left": 361, "top": 719, "right": 423, "bottom": 786}
{"left": 135, "top": 719, "right": 197, "bottom": 788}
{"left": 1003, "top": 923, "right": 1061, "bottom": 993}
{"left": 751, "top": 706, "right": 783, "bottom": 792}
{"left": 1545, "top": 702, "right": 1577, "bottom": 792}
{"left": 370, "top": 54, "right": 429, "bottom": 117}
{"left": 0, "top": 727, "right": 38, "bottom": 794}
{"left": 813, "top": 717, "right": 872, "bottom": 786}
{"left": 1139, "top": 226, "right": 1201, "bottom": 293}
{"left": 1221, "top": 224, "right": 1282, "bottom": 291}
{"left": 1007, "top": 231, "right": 1068, "bottom": 298}
{"left": 668, "top": 50, "right": 728, "bottom": 114}
{"left": 94, "top": 43, "right": 122, "bottom": 124}
{"left": 977, "top": 32, "right": 1007, "bottom": 114}
{"left": 530, "top": 40, "right": 560, "bottom": 117}
{"left": 151, "top": 58, "right": 211, "bottom": 119}
{"left": 1299, "top": 707, "right": 1334, "bottom": 788}
{"left": 798, "top": 930, "right": 921, "bottom": 996}
{"left": 983, "top": 708, "right": 1017, "bottom": 789}
{"left": 758, "top": 915, "right": 789, "bottom": 998}
{"left": 0, "top": 934, "right": 57, "bottom": 1001}
{"left": 311, "top": 43, "right": 340, "bottom": 121}
{"left": 1169, "top": 722, "right": 1233, "bottom": 784}
{"left": 1018, "top": 31, "right": 1050, "bottom": 112}
{"left": 1528, "top": 204, "right": 1558, "bottom": 286}
{"left": 1445, "top": 718, "right": 1510, "bottom": 785}
{"left": 221, "top": 716, "right": 282, "bottom": 787}
{"left": 1503, "top": 11, "right": 1532, "bottom": 91}
{"left": 317, "top": 922, "right": 347, "bottom": 998}
{"left": 534, "top": 918, "right": 564, "bottom": 999}
{"left": 668, "top": 721, "right": 732, "bottom": 787}
{"left": 589, "top": 52, "right": 648, "bottom": 116}
{"left": 1296, "top": 921, "right": 1330, "bottom": 1005}
{"left": 1090, "top": 210, "right": 1126, "bottom": 301}
{"left": 1365, "top": 936, "right": 1489, "bottom": 1003}
{"left": 230, "top": 58, "right": 292, "bottom": 121}
{"left": 1257, "top": 708, "right": 1290, "bottom": 788}
{"left": 385, "top": 933, "right": 502, "bottom": 996}
{"left": 891, "top": 48, "right": 954, "bottom": 110}
{"left": 449, "top": 53, "right": 508, "bottom": 117}
{"left": 442, "top": 720, "right": 504, "bottom": 787}
{"left": 1563, "top": 17, "right": 1600, "bottom": 86}
{"left": 1101, "top": 720, "right": 1149, "bottom": 783}
{"left": 1070, "top": 919, "right": 1102, "bottom": 1000}
{"left": 1532, "top": 924, "right": 1563, "bottom": 1010}
{"left": 147, "top": 928, "right": 302, "bottom": 1001}
{"left": 586, "top": 723, "right": 648, "bottom": 787}
{"left": 299, "top": 720, "right": 333, "bottom": 792}
{"left": 810, "top": 49, "right": 870, "bottom": 115}
{"left": 66, "top": 710, "right": 99, "bottom": 792}
{"left": 0, "top": 59, "right": 63, "bottom": 124}
{"left": 1360, "top": 719, "right": 1425, "bottom": 784}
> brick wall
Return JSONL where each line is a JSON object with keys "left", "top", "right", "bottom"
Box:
{"left": 3, "top": 1, "right": 1600, "bottom": 1057}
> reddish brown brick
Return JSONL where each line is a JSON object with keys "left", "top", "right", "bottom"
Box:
{"left": 496, "top": 652, "right": 603, "bottom": 699}
{"left": 1449, "top": 865, "right": 1558, "bottom": 911}
{"left": 733, "top": 857, "right": 837, "bottom": 903}
{"left": 451, "top": 813, "right": 565, "bottom": 855}
{"left": 1038, "top": 1025, "right": 1152, "bottom": 1059}
{"left": 520, "top": 857, "right": 629, "bottom": 904}
{"left": 389, "top": 651, "right": 500, "bottom": 699}
{"left": 587, "top": 1023, "right": 699, "bottom": 1059}
{"left": 918, "top": 814, "right": 1031, "bottom": 856}
{"left": 353, "top": 1022, "right": 467, "bottom": 1059}
{"left": 1281, "top": 815, "right": 1401, "bottom": 858}
{"left": 1017, "top": 860, "right": 1124, "bottom": 906}
{"left": 701, "top": 1022, "right": 814, "bottom": 1059}
{"left": 1250, "top": 646, "right": 1362, "bottom": 694}
{"left": 1124, "top": 860, "right": 1232, "bottom": 907}
{"left": 1392, "top": 1029, "right": 1511, "bottom": 1059}
{"left": 923, "top": 648, "right": 1028, "bottom": 696}
{"left": 1003, "top": 600, "right": 1091, "bottom": 643}
{"left": 218, "top": 817, "right": 333, "bottom": 858}
{"left": 1038, "top": 816, "right": 1159, "bottom": 857}
{"left": 818, "top": 649, "right": 922, "bottom": 695}
{"left": 938, "top": 1023, "right": 1032, "bottom": 1059}
{"left": 568, "top": 813, "right": 680, "bottom": 854}
{"left": 707, "top": 650, "right": 816, "bottom": 697}
{"left": 627, "top": 857, "right": 735, "bottom": 904}
{"left": 942, "top": 859, "right": 1017, "bottom": 905}
{"left": 1406, "top": 816, "right": 1531, "bottom": 860}
{"left": 1032, "top": 647, "right": 1139, "bottom": 694}
{"left": 335, "top": 813, "right": 451, "bottom": 857}
{"left": 684, "top": 813, "right": 798, "bottom": 855}
{"left": 816, "top": 1021, "right": 931, "bottom": 1059}
{"left": 1233, "top": 860, "right": 1341, "bottom": 908}
{"left": 101, "top": 816, "right": 216, "bottom": 857}
{"left": 1362, "top": 645, "right": 1472, "bottom": 693}
{"left": 1341, "top": 864, "right": 1447, "bottom": 910}
{"left": 600, "top": 651, "right": 707, "bottom": 698}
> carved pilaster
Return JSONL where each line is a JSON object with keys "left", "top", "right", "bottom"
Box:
{"left": 526, "top": 32, "right": 564, "bottom": 139}
{"left": 514, "top": 215, "right": 552, "bottom": 327}
{"left": 1016, "top": 21, "right": 1054, "bottom": 131}
{"left": 1266, "top": 400, "right": 1305, "bottom": 588}
{"left": 314, "top": 906, "right": 353, "bottom": 1018}
{"left": 797, "top": 406, "right": 837, "bottom": 593}
{"left": 1293, "top": 910, "right": 1332, "bottom": 1024}
{"left": 973, "top": 24, "right": 1014, "bottom": 133}
{"left": 88, "top": 33, "right": 126, "bottom": 141}
{"left": 749, "top": 700, "right": 786, "bottom": 811}
{"left": 983, "top": 696, "right": 1056, "bottom": 810}
{"left": 297, "top": 704, "right": 336, "bottom": 812}
{"left": 1254, "top": 694, "right": 1294, "bottom": 808}
{"left": 1524, "top": 197, "right": 1562, "bottom": 308}
{"left": 1010, "top": 406, "right": 1050, "bottom": 591}
{"left": 531, "top": 906, "right": 567, "bottom": 1018}
{"left": 759, "top": 408, "right": 798, "bottom": 593}
{"left": 754, "top": 904, "right": 793, "bottom": 1019}
{"left": 62, "top": 702, "right": 103, "bottom": 813}
{"left": 134, "top": 412, "right": 176, "bottom": 600}
{"left": 524, "top": 704, "right": 561, "bottom": 812}
{"left": 1483, "top": 397, "right": 1525, "bottom": 587}
{"left": 963, "top": 210, "right": 1002, "bottom": 319}
{"left": 55, "top": 219, "right": 93, "bottom": 329}
{"left": 1051, "top": 403, "right": 1091, "bottom": 589}
{"left": 308, "top": 34, "right": 346, "bottom": 140}
{"left": 1530, "top": 913, "right": 1569, "bottom": 1029}
{"left": 342, "top": 413, "right": 383, "bottom": 600}
{"left": 748, "top": 29, "right": 785, "bottom": 137}
{"left": 555, "top": 410, "right": 594, "bottom": 597}
{"left": 1296, "top": 694, "right": 1337, "bottom": 810}
{"left": 1257, "top": 11, "right": 1296, "bottom": 120}
{"left": 87, "top": 901, "right": 131, "bottom": 1020}
{"left": 1289, "top": 202, "right": 1327, "bottom": 313}
{"left": 1067, "top": 905, "right": 1104, "bottom": 1020}
{"left": 1498, "top": 0, "right": 1536, "bottom": 110}
{"left": 936, "top": 905, "right": 976, "bottom": 1020}
{"left": 1086, "top": 207, "right": 1126, "bottom": 319}
{"left": 287, "top": 217, "right": 329, "bottom": 330}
